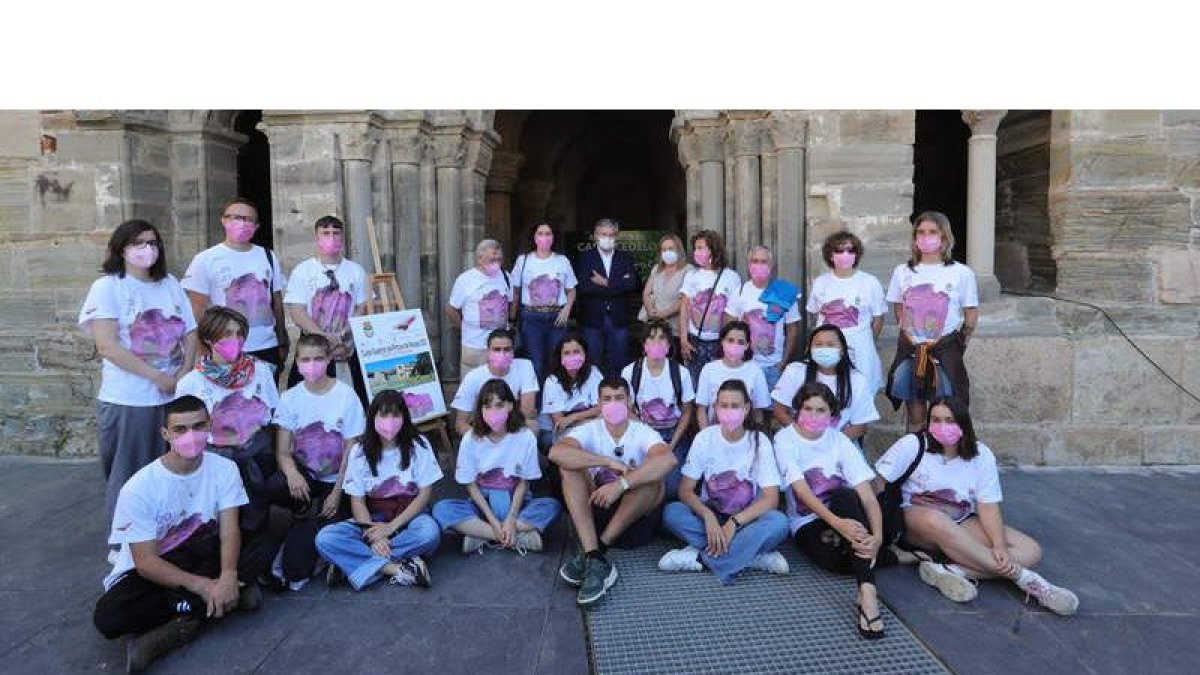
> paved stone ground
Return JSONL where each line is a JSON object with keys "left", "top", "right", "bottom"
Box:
{"left": 0, "top": 457, "right": 1195, "bottom": 674}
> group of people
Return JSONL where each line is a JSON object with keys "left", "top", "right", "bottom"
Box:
{"left": 81, "top": 200, "right": 1079, "bottom": 673}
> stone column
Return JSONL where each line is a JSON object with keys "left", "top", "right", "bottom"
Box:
{"left": 388, "top": 125, "right": 427, "bottom": 309}
{"left": 726, "top": 115, "right": 764, "bottom": 273}
{"left": 336, "top": 125, "right": 377, "bottom": 271}
{"left": 693, "top": 122, "right": 727, "bottom": 240}
{"left": 433, "top": 127, "right": 466, "bottom": 378}
{"left": 962, "top": 110, "right": 1007, "bottom": 301}
{"left": 486, "top": 150, "right": 523, "bottom": 244}
{"left": 462, "top": 128, "right": 498, "bottom": 256}
{"left": 769, "top": 111, "right": 808, "bottom": 284}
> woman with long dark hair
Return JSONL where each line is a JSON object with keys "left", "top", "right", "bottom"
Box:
{"left": 771, "top": 324, "right": 879, "bottom": 442}
{"left": 509, "top": 221, "right": 578, "bottom": 381}
{"left": 539, "top": 333, "right": 603, "bottom": 448}
{"left": 678, "top": 229, "right": 741, "bottom": 383}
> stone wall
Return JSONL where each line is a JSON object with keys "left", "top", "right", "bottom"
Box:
{"left": 995, "top": 110, "right": 1053, "bottom": 290}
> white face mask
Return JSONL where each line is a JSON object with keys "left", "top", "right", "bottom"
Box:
{"left": 661, "top": 250, "right": 679, "bottom": 265}
{"left": 597, "top": 236, "right": 616, "bottom": 252}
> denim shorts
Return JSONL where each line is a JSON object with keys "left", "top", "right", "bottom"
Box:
{"left": 889, "top": 356, "right": 954, "bottom": 401}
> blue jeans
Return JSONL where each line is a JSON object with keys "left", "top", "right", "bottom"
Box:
{"left": 315, "top": 515, "right": 440, "bottom": 590}
{"left": 760, "top": 363, "right": 783, "bottom": 391}
{"left": 584, "top": 315, "right": 629, "bottom": 378}
{"left": 432, "top": 489, "right": 562, "bottom": 533}
{"left": 685, "top": 337, "right": 721, "bottom": 385}
{"left": 661, "top": 502, "right": 789, "bottom": 584}
{"left": 520, "top": 309, "right": 566, "bottom": 383}
{"left": 656, "top": 427, "right": 693, "bottom": 501}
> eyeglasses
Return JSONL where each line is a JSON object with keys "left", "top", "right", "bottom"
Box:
{"left": 222, "top": 214, "right": 257, "bottom": 224}
{"left": 612, "top": 445, "right": 624, "bottom": 458}
{"left": 323, "top": 269, "right": 340, "bottom": 291}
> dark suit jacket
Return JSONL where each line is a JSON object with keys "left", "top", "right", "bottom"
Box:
{"left": 575, "top": 248, "right": 640, "bottom": 329}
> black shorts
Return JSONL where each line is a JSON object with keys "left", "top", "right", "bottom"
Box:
{"left": 592, "top": 499, "right": 664, "bottom": 549}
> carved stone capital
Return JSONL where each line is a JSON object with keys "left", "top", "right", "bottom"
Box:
{"left": 724, "top": 117, "right": 763, "bottom": 157}
{"left": 768, "top": 110, "right": 809, "bottom": 150}
{"left": 679, "top": 119, "right": 728, "bottom": 164}
{"left": 336, "top": 124, "right": 378, "bottom": 162}
{"left": 464, "top": 128, "right": 500, "bottom": 176}
{"left": 962, "top": 110, "right": 1007, "bottom": 136}
{"left": 387, "top": 126, "right": 428, "bottom": 165}
{"left": 488, "top": 150, "right": 524, "bottom": 192}
{"left": 432, "top": 127, "right": 467, "bottom": 168}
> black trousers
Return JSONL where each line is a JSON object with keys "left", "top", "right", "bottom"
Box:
{"left": 266, "top": 470, "right": 351, "bottom": 582}
{"left": 795, "top": 487, "right": 876, "bottom": 585}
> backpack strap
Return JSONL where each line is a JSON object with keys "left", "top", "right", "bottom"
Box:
{"left": 262, "top": 246, "right": 275, "bottom": 294}
{"left": 668, "top": 357, "right": 683, "bottom": 407}
{"left": 630, "top": 357, "right": 645, "bottom": 412}
{"left": 893, "top": 431, "right": 927, "bottom": 487}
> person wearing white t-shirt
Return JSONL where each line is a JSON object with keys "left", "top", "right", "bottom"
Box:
{"left": 540, "top": 333, "right": 603, "bottom": 449}
{"left": 283, "top": 215, "right": 369, "bottom": 406}
{"left": 446, "top": 239, "right": 513, "bottom": 378}
{"left": 807, "top": 230, "right": 888, "bottom": 392}
{"left": 724, "top": 245, "right": 801, "bottom": 390}
{"left": 80, "top": 220, "right": 199, "bottom": 525}
{"left": 679, "top": 229, "right": 741, "bottom": 384}
{"left": 509, "top": 222, "right": 578, "bottom": 382}
{"left": 315, "top": 389, "right": 442, "bottom": 590}
{"left": 267, "top": 334, "right": 366, "bottom": 590}
{"left": 771, "top": 325, "right": 880, "bottom": 442}
{"left": 774, "top": 382, "right": 885, "bottom": 639}
{"left": 695, "top": 321, "right": 772, "bottom": 428}
{"left": 92, "top": 396, "right": 259, "bottom": 672}
{"left": 182, "top": 197, "right": 288, "bottom": 372}
{"left": 885, "top": 211, "right": 979, "bottom": 431}
{"left": 659, "top": 379, "right": 790, "bottom": 584}
{"left": 451, "top": 329, "right": 540, "bottom": 436}
{"left": 433, "top": 378, "right": 562, "bottom": 554}
{"left": 874, "top": 396, "right": 1078, "bottom": 616}
{"left": 550, "top": 377, "right": 676, "bottom": 606}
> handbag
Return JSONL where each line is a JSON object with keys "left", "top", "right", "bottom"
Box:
{"left": 877, "top": 431, "right": 926, "bottom": 546}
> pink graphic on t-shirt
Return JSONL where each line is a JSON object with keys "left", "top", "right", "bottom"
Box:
{"left": 744, "top": 309, "right": 776, "bottom": 356}
{"left": 592, "top": 457, "right": 638, "bottom": 487}
{"left": 293, "top": 421, "right": 345, "bottom": 477}
{"left": 901, "top": 283, "right": 949, "bottom": 341}
{"left": 640, "top": 398, "right": 679, "bottom": 428}
{"left": 369, "top": 476, "right": 418, "bottom": 500}
{"left": 210, "top": 392, "right": 269, "bottom": 447}
{"left": 690, "top": 289, "right": 727, "bottom": 333}
{"left": 705, "top": 470, "right": 756, "bottom": 515}
{"left": 795, "top": 467, "right": 847, "bottom": 516}
{"left": 225, "top": 272, "right": 273, "bottom": 327}
{"left": 476, "top": 467, "right": 519, "bottom": 491}
{"left": 403, "top": 391, "right": 434, "bottom": 419}
{"left": 312, "top": 285, "right": 353, "bottom": 335}
{"left": 158, "top": 513, "right": 217, "bottom": 555}
{"left": 911, "top": 488, "right": 972, "bottom": 522}
{"left": 819, "top": 299, "right": 861, "bottom": 330}
{"left": 128, "top": 308, "right": 187, "bottom": 371}
{"left": 528, "top": 274, "right": 562, "bottom": 306}
{"left": 477, "top": 289, "right": 509, "bottom": 330}
{"left": 367, "top": 476, "right": 419, "bottom": 521}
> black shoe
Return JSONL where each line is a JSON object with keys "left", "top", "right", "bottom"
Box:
{"left": 125, "top": 616, "right": 202, "bottom": 674}
{"left": 257, "top": 573, "right": 286, "bottom": 594}
{"left": 237, "top": 582, "right": 263, "bottom": 612}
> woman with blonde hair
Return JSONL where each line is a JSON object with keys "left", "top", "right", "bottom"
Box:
{"left": 639, "top": 233, "right": 693, "bottom": 329}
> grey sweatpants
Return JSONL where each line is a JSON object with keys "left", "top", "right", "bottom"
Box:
{"left": 97, "top": 401, "right": 166, "bottom": 524}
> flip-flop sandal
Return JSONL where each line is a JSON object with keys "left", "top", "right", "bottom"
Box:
{"left": 856, "top": 602, "right": 885, "bottom": 640}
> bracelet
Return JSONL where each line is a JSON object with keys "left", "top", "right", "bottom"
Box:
{"left": 619, "top": 477, "right": 631, "bottom": 492}
{"left": 730, "top": 515, "right": 743, "bottom": 529}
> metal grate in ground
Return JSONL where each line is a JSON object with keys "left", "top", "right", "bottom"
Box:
{"left": 583, "top": 539, "right": 949, "bottom": 675}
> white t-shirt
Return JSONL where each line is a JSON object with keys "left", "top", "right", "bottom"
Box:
{"left": 540, "top": 368, "right": 603, "bottom": 432}
{"left": 771, "top": 362, "right": 879, "bottom": 430}
{"left": 875, "top": 435, "right": 1003, "bottom": 523}
{"left": 807, "top": 271, "right": 887, "bottom": 335}
{"left": 455, "top": 428, "right": 542, "bottom": 489}
{"left": 176, "top": 362, "right": 279, "bottom": 447}
{"left": 283, "top": 257, "right": 368, "bottom": 338}
{"left": 342, "top": 438, "right": 443, "bottom": 520}
{"left": 182, "top": 243, "right": 287, "bottom": 352}
{"left": 694, "top": 360, "right": 772, "bottom": 422}
{"left": 79, "top": 274, "right": 197, "bottom": 407}
{"left": 885, "top": 262, "right": 979, "bottom": 343}
{"left": 273, "top": 380, "right": 367, "bottom": 482}
{"left": 451, "top": 359, "right": 540, "bottom": 413}
{"left": 566, "top": 418, "right": 666, "bottom": 487}
{"left": 683, "top": 426, "right": 779, "bottom": 516}
{"left": 511, "top": 253, "right": 577, "bottom": 307}
{"left": 725, "top": 280, "right": 801, "bottom": 368}
{"left": 620, "top": 359, "right": 696, "bottom": 430}
{"left": 680, "top": 268, "right": 742, "bottom": 340}
{"left": 773, "top": 425, "right": 876, "bottom": 532}
{"left": 448, "top": 268, "right": 512, "bottom": 349}
{"left": 104, "top": 453, "right": 247, "bottom": 590}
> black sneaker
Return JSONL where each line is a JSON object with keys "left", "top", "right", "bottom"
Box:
{"left": 559, "top": 552, "right": 587, "bottom": 587}
{"left": 397, "top": 556, "right": 431, "bottom": 589}
{"left": 577, "top": 556, "right": 618, "bottom": 606}
{"left": 125, "top": 616, "right": 202, "bottom": 674}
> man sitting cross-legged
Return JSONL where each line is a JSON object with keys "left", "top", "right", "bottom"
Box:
{"left": 549, "top": 376, "right": 677, "bottom": 605}
{"left": 92, "top": 395, "right": 263, "bottom": 673}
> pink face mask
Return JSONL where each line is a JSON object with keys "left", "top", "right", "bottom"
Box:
{"left": 482, "top": 407, "right": 509, "bottom": 433}
{"left": 798, "top": 411, "right": 832, "bottom": 434}
{"left": 535, "top": 233, "right": 554, "bottom": 252}
{"left": 374, "top": 415, "right": 404, "bottom": 440}
{"left": 928, "top": 421, "right": 964, "bottom": 446}
{"left": 173, "top": 429, "right": 208, "bottom": 459}
{"left": 317, "top": 234, "right": 343, "bottom": 256}
{"left": 832, "top": 251, "right": 857, "bottom": 270}
{"left": 482, "top": 261, "right": 501, "bottom": 277}
{"left": 749, "top": 262, "right": 771, "bottom": 283}
{"left": 916, "top": 234, "right": 943, "bottom": 254}
{"left": 223, "top": 220, "right": 256, "bottom": 245}
{"left": 561, "top": 353, "right": 585, "bottom": 371}
{"left": 213, "top": 337, "right": 243, "bottom": 362}
{"left": 716, "top": 406, "right": 746, "bottom": 430}
{"left": 644, "top": 341, "right": 669, "bottom": 360}
{"left": 488, "top": 350, "right": 514, "bottom": 371}
{"left": 124, "top": 244, "right": 159, "bottom": 270}
{"left": 723, "top": 342, "right": 747, "bottom": 361}
{"left": 298, "top": 359, "right": 328, "bottom": 382}
{"left": 693, "top": 249, "right": 711, "bottom": 267}
{"left": 601, "top": 401, "right": 629, "bottom": 425}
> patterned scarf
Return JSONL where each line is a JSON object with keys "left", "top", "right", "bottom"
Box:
{"left": 196, "top": 354, "right": 256, "bottom": 390}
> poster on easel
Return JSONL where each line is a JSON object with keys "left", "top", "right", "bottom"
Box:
{"left": 349, "top": 309, "right": 446, "bottom": 424}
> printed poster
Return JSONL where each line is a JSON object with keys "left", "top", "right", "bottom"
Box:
{"left": 349, "top": 310, "right": 446, "bottom": 424}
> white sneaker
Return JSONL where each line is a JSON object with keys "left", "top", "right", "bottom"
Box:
{"left": 919, "top": 561, "right": 978, "bottom": 602}
{"left": 286, "top": 578, "right": 309, "bottom": 592}
{"left": 1021, "top": 575, "right": 1079, "bottom": 616}
{"left": 748, "top": 551, "right": 789, "bottom": 575}
{"left": 657, "top": 546, "right": 703, "bottom": 572}
{"left": 107, "top": 547, "right": 119, "bottom": 566}
{"left": 388, "top": 567, "right": 417, "bottom": 587}
{"left": 462, "top": 535, "right": 487, "bottom": 555}
{"left": 515, "top": 530, "right": 543, "bottom": 553}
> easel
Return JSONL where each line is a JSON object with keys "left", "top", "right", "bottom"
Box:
{"left": 361, "top": 216, "right": 454, "bottom": 459}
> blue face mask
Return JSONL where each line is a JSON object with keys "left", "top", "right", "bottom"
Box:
{"left": 811, "top": 347, "right": 842, "bottom": 369}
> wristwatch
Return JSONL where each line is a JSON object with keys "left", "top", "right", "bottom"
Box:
{"left": 730, "top": 515, "right": 743, "bottom": 530}
{"left": 619, "top": 477, "right": 631, "bottom": 492}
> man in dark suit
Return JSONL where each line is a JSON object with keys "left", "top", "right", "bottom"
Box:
{"left": 575, "top": 218, "right": 640, "bottom": 377}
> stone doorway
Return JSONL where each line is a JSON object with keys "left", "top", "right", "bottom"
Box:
{"left": 235, "top": 110, "right": 273, "bottom": 250}
{"left": 913, "top": 110, "right": 969, "bottom": 261}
